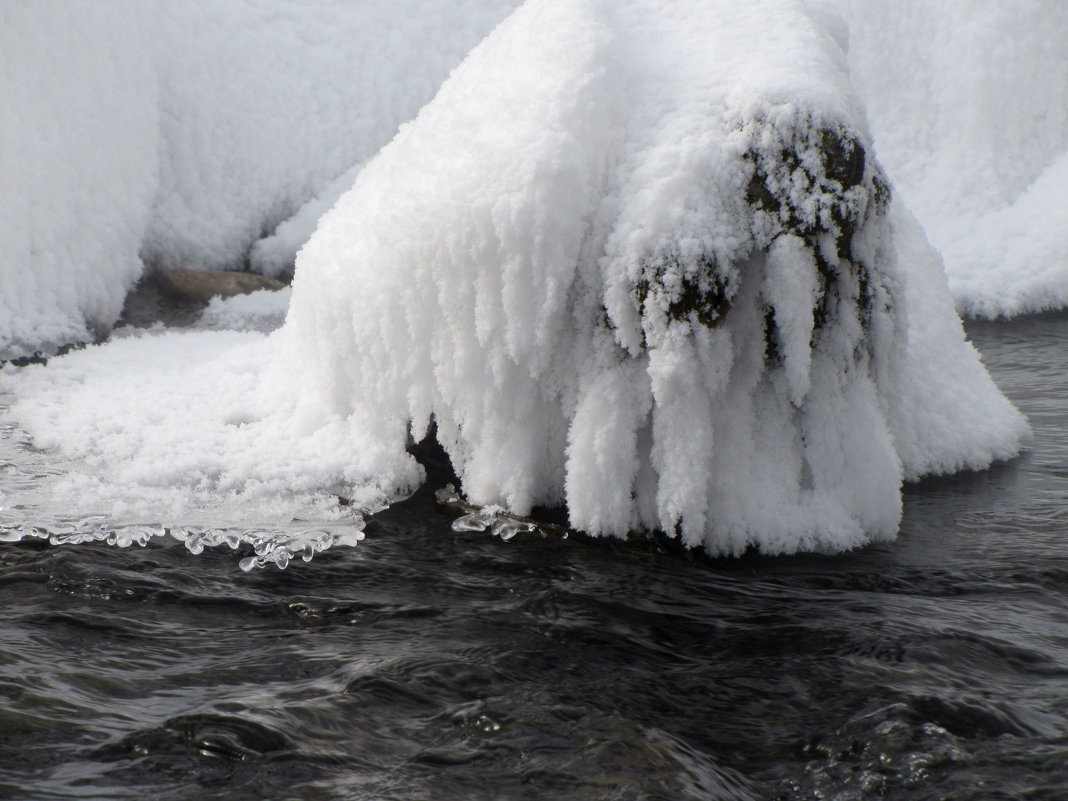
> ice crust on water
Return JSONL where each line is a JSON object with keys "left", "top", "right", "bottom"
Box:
{"left": 1, "top": 0, "right": 518, "bottom": 358}
{"left": 0, "top": 392, "right": 366, "bottom": 569}
{"left": 0, "top": 0, "right": 1031, "bottom": 560}
{"left": 829, "top": 0, "right": 1068, "bottom": 317}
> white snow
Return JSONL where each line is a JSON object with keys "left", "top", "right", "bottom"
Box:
{"left": 1, "top": 0, "right": 518, "bottom": 358}
{"left": 274, "top": 0, "right": 1027, "bottom": 552}
{"left": 248, "top": 162, "right": 367, "bottom": 279}
{"left": 197, "top": 289, "right": 292, "bottom": 333}
{"left": 0, "top": 329, "right": 402, "bottom": 525}
{"left": 0, "top": 0, "right": 1036, "bottom": 559}
{"left": 146, "top": 1, "right": 519, "bottom": 274}
{"left": 830, "top": 0, "right": 1068, "bottom": 317}
{"left": 0, "top": 0, "right": 158, "bottom": 359}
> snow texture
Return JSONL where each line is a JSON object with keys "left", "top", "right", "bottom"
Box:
{"left": 249, "top": 162, "right": 366, "bottom": 279}
{"left": 830, "top": 0, "right": 1068, "bottom": 317}
{"left": 146, "top": 1, "right": 519, "bottom": 274}
{"left": 1, "top": 0, "right": 518, "bottom": 358}
{"left": 0, "top": 0, "right": 158, "bottom": 359}
{"left": 0, "top": 0, "right": 1030, "bottom": 556}
{"left": 197, "top": 289, "right": 292, "bottom": 333}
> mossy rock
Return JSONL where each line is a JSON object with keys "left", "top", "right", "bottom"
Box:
{"left": 633, "top": 254, "right": 735, "bottom": 331}
{"left": 625, "top": 121, "right": 889, "bottom": 350}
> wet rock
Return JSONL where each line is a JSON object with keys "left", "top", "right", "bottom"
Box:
{"left": 157, "top": 269, "right": 285, "bottom": 304}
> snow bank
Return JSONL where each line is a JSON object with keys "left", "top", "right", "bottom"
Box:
{"left": 1, "top": 0, "right": 1028, "bottom": 557}
{"left": 832, "top": 0, "right": 1068, "bottom": 317}
{"left": 2, "top": 0, "right": 518, "bottom": 358}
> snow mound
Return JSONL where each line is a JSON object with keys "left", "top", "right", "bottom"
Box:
{"left": 197, "top": 289, "right": 292, "bottom": 333}
{"left": 832, "top": 0, "right": 1068, "bottom": 317}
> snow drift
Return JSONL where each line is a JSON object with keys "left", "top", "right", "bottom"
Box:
{"left": 0, "top": 0, "right": 1029, "bottom": 557}
{"left": 1, "top": 0, "right": 517, "bottom": 359}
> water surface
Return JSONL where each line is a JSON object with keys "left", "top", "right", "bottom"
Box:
{"left": 1, "top": 314, "right": 1067, "bottom": 800}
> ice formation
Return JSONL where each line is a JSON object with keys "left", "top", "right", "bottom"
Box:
{"left": 1, "top": 0, "right": 518, "bottom": 358}
{"left": 0, "top": 0, "right": 1032, "bottom": 558}
{"left": 831, "top": 0, "right": 1068, "bottom": 317}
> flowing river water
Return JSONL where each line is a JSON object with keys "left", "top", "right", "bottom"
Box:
{"left": 1, "top": 312, "right": 1067, "bottom": 800}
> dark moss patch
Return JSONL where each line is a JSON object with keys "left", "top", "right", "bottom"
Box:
{"left": 764, "top": 305, "right": 783, "bottom": 365}
{"left": 819, "top": 129, "right": 866, "bottom": 190}
{"left": 633, "top": 254, "right": 735, "bottom": 330}
{"left": 745, "top": 123, "right": 891, "bottom": 338}
{"left": 872, "top": 173, "right": 891, "bottom": 216}
{"left": 746, "top": 172, "right": 782, "bottom": 213}
{"left": 622, "top": 121, "right": 891, "bottom": 358}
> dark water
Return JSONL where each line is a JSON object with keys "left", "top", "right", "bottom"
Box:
{"left": 3, "top": 314, "right": 1068, "bottom": 801}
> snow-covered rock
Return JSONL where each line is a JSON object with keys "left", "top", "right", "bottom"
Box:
{"left": 273, "top": 0, "right": 1028, "bottom": 552}
{"left": 0, "top": 0, "right": 158, "bottom": 360}
{"left": 158, "top": 270, "right": 285, "bottom": 304}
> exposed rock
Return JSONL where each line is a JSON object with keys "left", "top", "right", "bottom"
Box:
{"left": 624, "top": 119, "right": 890, "bottom": 360}
{"left": 158, "top": 269, "right": 285, "bottom": 304}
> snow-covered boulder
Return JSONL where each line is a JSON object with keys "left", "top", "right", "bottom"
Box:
{"left": 275, "top": 0, "right": 1028, "bottom": 553}
{"left": 0, "top": 0, "right": 158, "bottom": 360}
{"left": 158, "top": 270, "right": 285, "bottom": 304}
